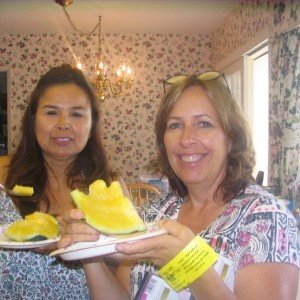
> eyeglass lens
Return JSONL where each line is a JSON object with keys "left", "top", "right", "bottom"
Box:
{"left": 163, "top": 71, "right": 230, "bottom": 93}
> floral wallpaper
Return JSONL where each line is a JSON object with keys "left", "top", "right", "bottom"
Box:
{"left": 0, "top": 0, "right": 299, "bottom": 188}
{"left": 0, "top": 32, "right": 211, "bottom": 183}
{"left": 212, "top": 1, "right": 299, "bottom": 66}
{"left": 211, "top": 0, "right": 272, "bottom": 66}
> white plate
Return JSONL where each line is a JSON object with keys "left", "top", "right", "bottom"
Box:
{"left": 0, "top": 225, "right": 60, "bottom": 249}
{"left": 50, "top": 223, "right": 166, "bottom": 261}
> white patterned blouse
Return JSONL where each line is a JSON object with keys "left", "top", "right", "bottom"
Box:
{"left": 130, "top": 184, "right": 300, "bottom": 298}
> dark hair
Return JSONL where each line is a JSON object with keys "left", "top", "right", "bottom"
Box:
{"left": 153, "top": 75, "right": 255, "bottom": 202}
{"left": 6, "top": 64, "right": 115, "bottom": 216}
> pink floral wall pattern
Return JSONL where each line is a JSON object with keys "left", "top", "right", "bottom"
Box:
{"left": 0, "top": 1, "right": 299, "bottom": 187}
{"left": 0, "top": 32, "right": 211, "bottom": 183}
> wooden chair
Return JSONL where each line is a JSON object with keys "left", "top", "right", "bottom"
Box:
{"left": 126, "top": 183, "right": 161, "bottom": 207}
{"left": 255, "top": 171, "right": 264, "bottom": 186}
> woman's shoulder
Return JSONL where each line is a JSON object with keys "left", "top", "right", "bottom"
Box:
{"left": 0, "top": 155, "right": 12, "bottom": 183}
{"left": 0, "top": 155, "right": 11, "bottom": 166}
{"left": 0, "top": 191, "right": 21, "bottom": 224}
{"left": 233, "top": 184, "right": 293, "bottom": 216}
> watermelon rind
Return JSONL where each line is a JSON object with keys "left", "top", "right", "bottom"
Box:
{"left": 4, "top": 212, "right": 59, "bottom": 242}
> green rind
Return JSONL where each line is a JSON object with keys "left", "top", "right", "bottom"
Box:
{"left": 4, "top": 212, "right": 59, "bottom": 242}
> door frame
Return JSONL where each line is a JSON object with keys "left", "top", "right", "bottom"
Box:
{"left": 0, "top": 65, "right": 12, "bottom": 155}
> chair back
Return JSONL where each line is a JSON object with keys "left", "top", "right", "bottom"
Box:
{"left": 255, "top": 171, "right": 264, "bottom": 186}
{"left": 127, "top": 183, "right": 161, "bottom": 207}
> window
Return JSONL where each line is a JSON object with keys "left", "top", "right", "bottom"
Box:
{"left": 220, "top": 43, "right": 269, "bottom": 185}
{"left": 251, "top": 47, "right": 269, "bottom": 184}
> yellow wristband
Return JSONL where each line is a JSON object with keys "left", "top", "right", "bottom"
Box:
{"left": 158, "top": 235, "right": 218, "bottom": 292}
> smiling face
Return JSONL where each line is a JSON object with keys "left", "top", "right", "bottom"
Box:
{"left": 34, "top": 83, "right": 92, "bottom": 164}
{"left": 164, "top": 85, "right": 231, "bottom": 191}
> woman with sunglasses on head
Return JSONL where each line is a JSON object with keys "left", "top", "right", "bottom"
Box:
{"left": 59, "top": 73, "right": 300, "bottom": 299}
{"left": 0, "top": 64, "right": 129, "bottom": 299}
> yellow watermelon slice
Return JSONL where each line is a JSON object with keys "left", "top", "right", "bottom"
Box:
{"left": 71, "top": 180, "right": 147, "bottom": 235}
{"left": 12, "top": 184, "right": 34, "bottom": 196}
{"left": 5, "top": 212, "right": 59, "bottom": 242}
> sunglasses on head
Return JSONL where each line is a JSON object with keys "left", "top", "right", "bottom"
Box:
{"left": 162, "top": 71, "right": 230, "bottom": 93}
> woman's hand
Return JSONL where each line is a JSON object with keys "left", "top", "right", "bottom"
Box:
{"left": 57, "top": 208, "right": 100, "bottom": 249}
{"left": 32, "top": 242, "right": 58, "bottom": 255}
{"left": 115, "top": 220, "right": 195, "bottom": 267}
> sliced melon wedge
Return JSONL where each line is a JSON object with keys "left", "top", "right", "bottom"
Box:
{"left": 71, "top": 180, "right": 146, "bottom": 235}
{"left": 5, "top": 212, "right": 59, "bottom": 242}
{"left": 12, "top": 184, "right": 34, "bottom": 196}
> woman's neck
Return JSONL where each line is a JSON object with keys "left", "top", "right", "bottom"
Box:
{"left": 177, "top": 191, "right": 227, "bottom": 234}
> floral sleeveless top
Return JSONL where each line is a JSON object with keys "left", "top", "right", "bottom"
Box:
{"left": 130, "top": 184, "right": 300, "bottom": 298}
{"left": 0, "top": 191, "right": 91, "bottom": 299}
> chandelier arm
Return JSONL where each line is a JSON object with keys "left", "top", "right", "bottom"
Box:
{"left": 56, "top": 1, "right": 134, "bottom": 100}
{"left": 109, "top": 81, "right": 123, "bottom": 96}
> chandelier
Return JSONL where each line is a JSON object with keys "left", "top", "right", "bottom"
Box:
{"left": 55, "top": 0, "right": 134, "bottom": 100}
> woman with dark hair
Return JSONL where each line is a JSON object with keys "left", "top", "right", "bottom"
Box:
{"left": 60, "top": 73, "right": 299, "bottom": 299}
{"left": 0, "top": 64, "right": 128, "bottom": 299}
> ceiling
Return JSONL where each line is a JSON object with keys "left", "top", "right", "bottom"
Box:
{"left": 0, "top": 0, "right": 240, "bottom": 35}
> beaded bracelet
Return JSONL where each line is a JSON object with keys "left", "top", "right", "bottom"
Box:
{"left": 158, "top": 235, "right": 218, "bottom": 292}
